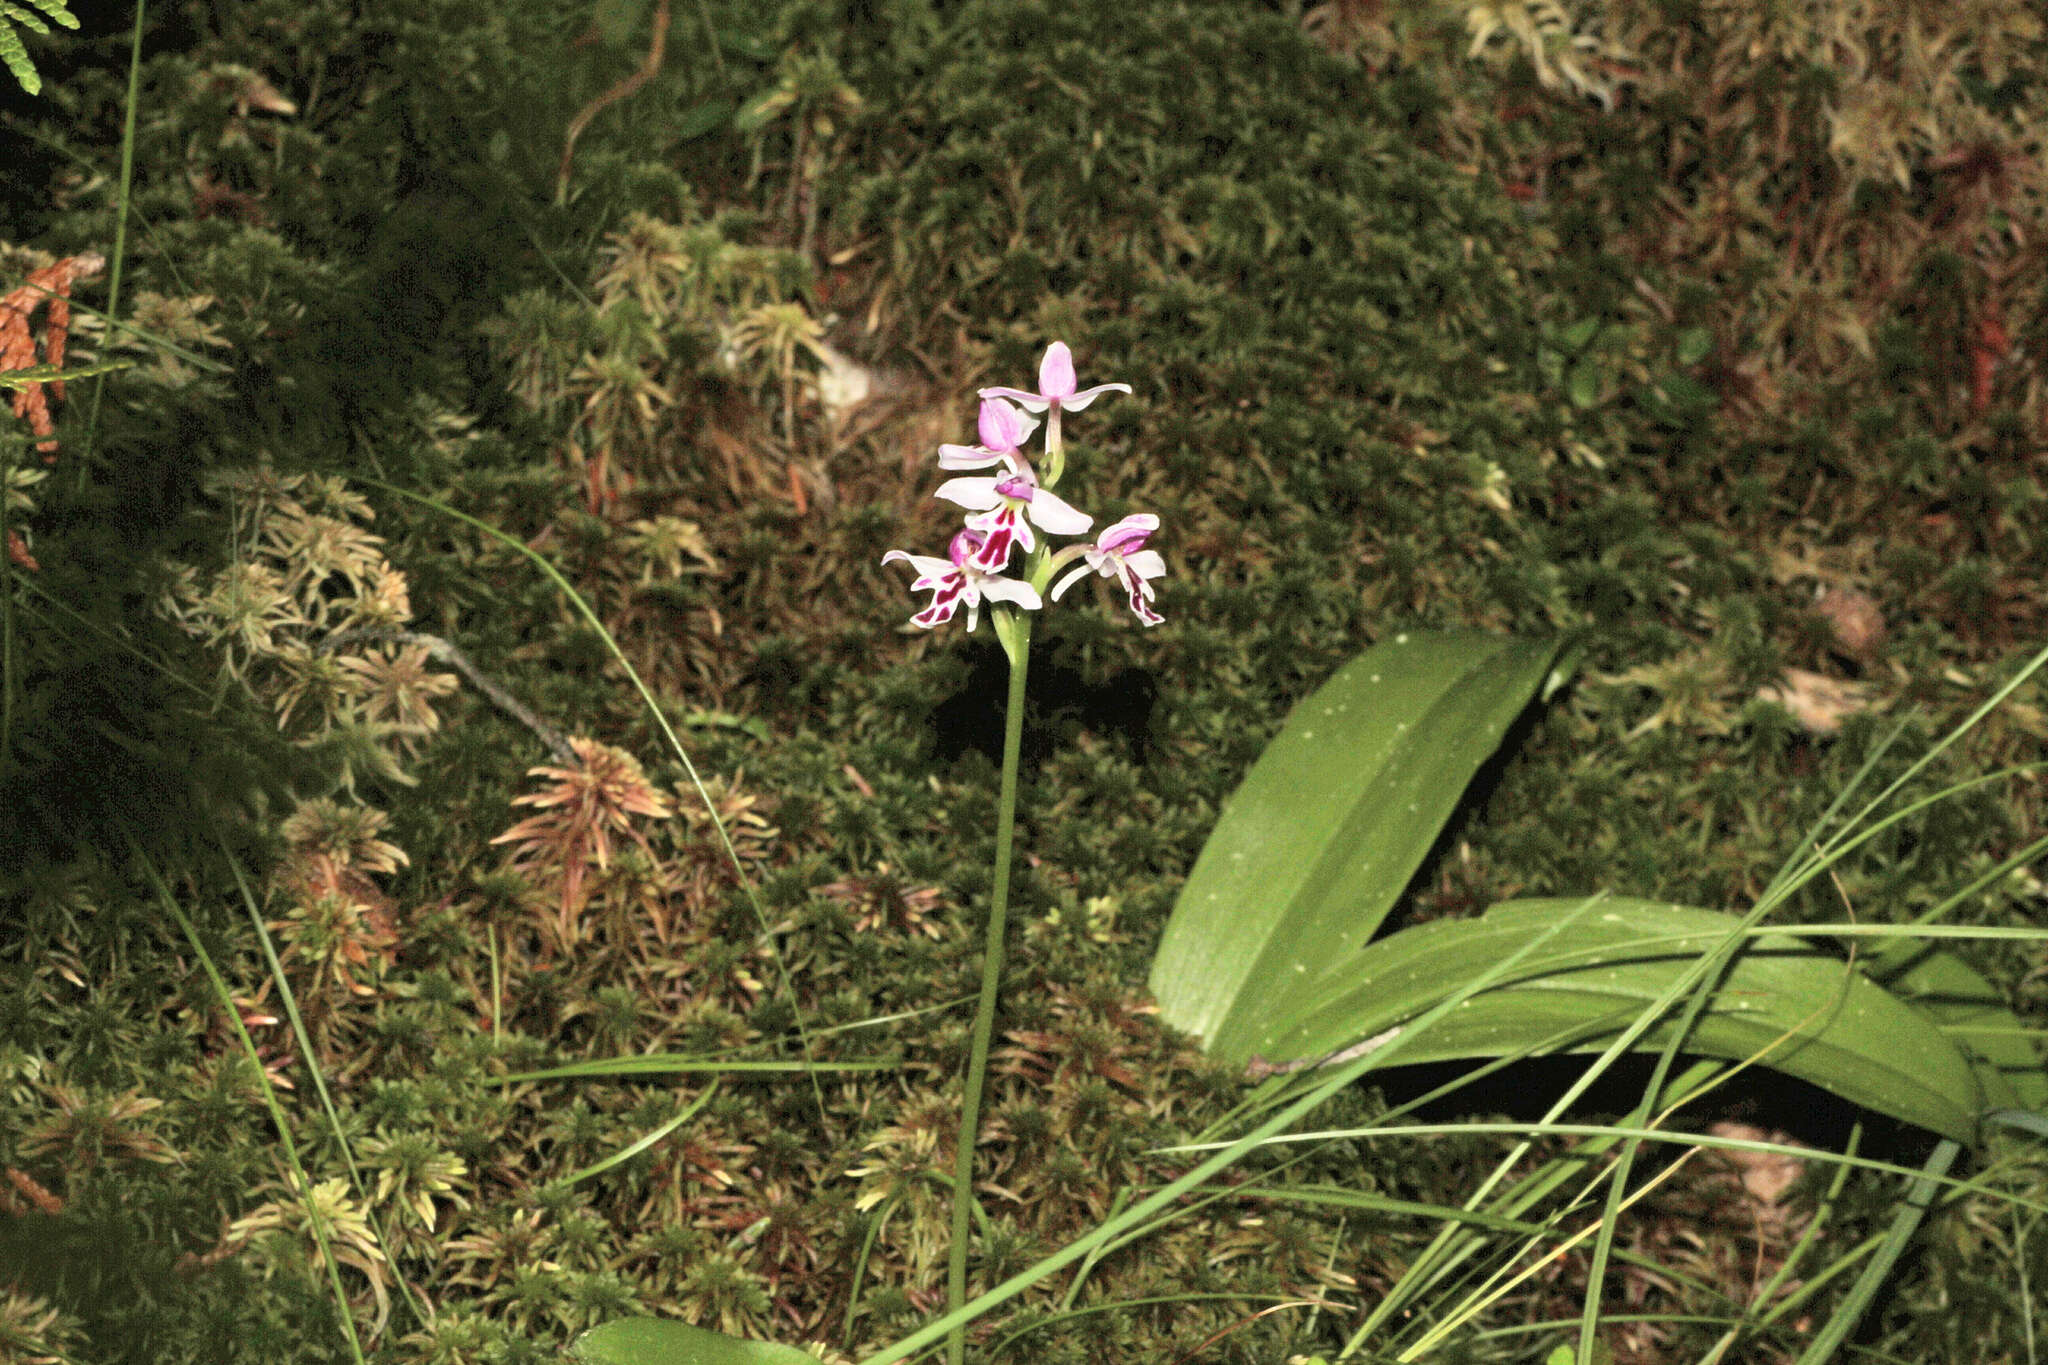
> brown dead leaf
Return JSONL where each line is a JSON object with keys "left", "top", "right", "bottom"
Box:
{"left": 1706, "top": 1121, "right": 1805, "bottom": 1209}
{"left": 1814, "top": 587, "right": 1886, "bottom": 661}
{"left": 1755, "top": 667, "right": 1874, "bottom": 735}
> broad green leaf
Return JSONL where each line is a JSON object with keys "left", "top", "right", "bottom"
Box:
{"left": 571, "top": 1319, "right": 818, "bottom": 1365}
{"left": 1254, "top": 898, "right": 1986, "bottom": 1144}
{"left": 1149, "top": 631, "right": 1568, "bottom": 1063}
{"left": 1865, "top": 940, "right": 2048, "bottom": 1113}
{"left": 1675, "top": 326, "right": 1713, "bottom": 367}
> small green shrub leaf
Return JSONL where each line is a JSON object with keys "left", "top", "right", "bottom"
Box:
{"left": 1557, "top": 317, "right": 1601, "bottom": 352}
{"left": 1254, "top": 898, "right": 1987, "bottom": 1144}
{"left": 570, "top": 1319, "right": 819, "bottom": 1365}
{"left": 674, "top": 99, "right": 736, "bottom": 141}
{"left": 1149, "top": 631, "right": 1568, "bottom": 1064}
{"left": 1675, "top": 326, "right": 1714, "bottom": 366}
{"left": 1568, "top": 357, "right": 1602, "bottom": 408}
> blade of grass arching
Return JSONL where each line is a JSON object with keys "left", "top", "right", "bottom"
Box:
{"left": 1330, "top": 889, "right": 1890, "bottom": 1358}
{"left": 1751, "top": 764, "right": 2045, "bottom": 929}
{"left": 1151, "top": 991, "right": 1677, "bottom": 1322}
{"left": 2008, "top": 1203, "right": 2039, "bottom": 1365}
{"left": 5, "top": 290, "right": 233, "bottom": 381}
{"left": 1056, "top": 1187, "right": 1131, "bottom": 1311}
{"left": 1791, "top": 1139, "right": 1962, "bottom": 1365}
{"left": 1056, "top": 1145, "right": 1366, "bottom": 1310}
{"left": 1054, "top": 1141, "right": 1409, "bottom": 1312}
{"left": 11, "top": 537, "right": 215, "bottom": 696}
{"left": 1573, "top": 894, "right": 1877, "bottom": 1365}
{"left": 1474, "top": 1315, "right": 1750, "bottom": 1353}
{"left": 217, "top": 839, "right": 433, "bottom": 1333}
{"left": 1188, "top": 996, "right": 1657, "bottom": 1149}
{"left": 135, "top": 846, "right": 368, "bottom": 1365}
{"left": 501, "top": 1057, "right": 899, "bottom": 1083}
{"left": 985, "top": 1293, "right": 1342, "bottom": 1363}
{"left": 1874, "top": 825, "right": 2048, "bottom": 943}
{"left": 1335, "top": 1056, "right": 1721, "bottom": 1355}
{"left": 73, "top": 0, "right": 147, "bottom": 487}
{"left": 487, "top": 922, "right": 502, "bottom": 1045}
{"left": 1785, "top": 641, "right": 2048, "bottom": 894}
{"left": 1695, "top": 1122, "right": 1864, "bottom": 1365}
{"left": 555, "top": 1083, "right": 718, "bottom": 1188}
{"left": 1756, "top": 714, "right": 1912, "bottom": 902}
{"left": 360, "top": 477, "right": 826, "bottom": 1118}
{"left": 847, "top": 895, "right": 1612, "bottom": 1365}
{"left": 3, "top": 439, "right": 15, "bottom": 761}
{"left": 1173, "top": 1015, "right": 1682, "bottom": 1320}
{"left": 1243, "top": 1183, "right": 1724, "bottom": 1301}
{"left": 842, "top": 1196, "right": 897, "bottom": 1351}
{"left": 1178, "top": 1120, "right": 2048, "bottom": 1212}
{"left": 1398, "top": 1141, "right": 1708, "bottom": 1363}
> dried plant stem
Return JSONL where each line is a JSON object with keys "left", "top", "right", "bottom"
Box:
{"left": 555, "top": 0, "right": 670, "bottom": 205}
{"left": 320, "top": 627, "right": 577, "bottom": 764}
{"left": 946, "top": 628, "right": 1030, "bottom": 1365}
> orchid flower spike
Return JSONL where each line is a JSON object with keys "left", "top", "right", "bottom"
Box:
{"left": 938, "top": 396, "right": 1040, "bottom": 471}
{"left": 935, "top": 465, "right": 1092, "bottom": 573}
{"left": 981, "top": 341, "right": 1131, "bottom": 414}
{"left": 1050, "top": 514, "right": 1165, "bottom": 626}
{"left": 883, "top": 528, "right": 1042, "bottom": 632}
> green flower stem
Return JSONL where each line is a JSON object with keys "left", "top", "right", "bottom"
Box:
{"left": 947, "top": 611, "right": 1032, "bottom": 1365}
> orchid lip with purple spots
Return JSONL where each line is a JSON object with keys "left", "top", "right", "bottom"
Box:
{"left": 882, "top": 528, "right": 1042, "bottom": 633}
{"left": 1049, "top": 513, "right": 1165, "bottom": 626}
{"left": 980, "top": 342, "right": 1132, "bottom": 414}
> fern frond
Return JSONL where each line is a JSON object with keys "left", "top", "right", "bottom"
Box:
{"left": 0, "top": 0, "right": 80, "bottom": 98}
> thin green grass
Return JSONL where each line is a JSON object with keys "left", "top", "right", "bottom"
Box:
{"left": 136, "top": 846, "right": 371, "bottom": 1365}
{"left": 360, "top": 476, "right": 831, "bottom": 1119}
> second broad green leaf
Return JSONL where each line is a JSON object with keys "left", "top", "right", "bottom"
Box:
{"left": 1149, "top": 631, "right": 1570, "bottom": 1064}
{"left": 1252, "top": 898, "right": 1988, "bottom": 1145}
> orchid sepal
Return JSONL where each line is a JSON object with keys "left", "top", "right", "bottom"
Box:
{"left": 977, "top": 343, "right": 1131, "bottom": 415}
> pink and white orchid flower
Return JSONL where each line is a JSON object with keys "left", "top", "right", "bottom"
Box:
{"left": 938, "top": 396, "right": 1039, "bottom": 472}
{"left": 935, "top": 466, "right": 1092, "bottom": 573}
{"left": 882, "top": 528, "right": 1042, "bottom": 632}
{"left": 981, "top": 342, "right": 1131, "bottom": 414}
{"left": 1050, "top": 514, "right": 1165, "bottom": 626}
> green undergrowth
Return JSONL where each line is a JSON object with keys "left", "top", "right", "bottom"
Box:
{"left": 2, "top": 1, "right": 2045, "bottom": 1363}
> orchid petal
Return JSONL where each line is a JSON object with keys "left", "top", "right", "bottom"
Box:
{"left": 1058, "top": 381, "right": 1132, "bottom": 412}
{"left": 1039, "top": 342, "right": 1077, "bottom": 400}
{"left": 1023, "top": 486, "right": 1093, "bottom": 536}
{"left": 938, "top": 442, "right": 1010, "bottom": 470}
{"left": 934, "top": 477, "right": 1003, "bottom": 510}
{"left": 1049, "top": 563, "right": 1092, "bottom": 602}
{"left": 1095, "top": 514, "right": 1158, "bottom": 555}
{"left": 977, "top": 385, "right": 1052, "bottom": 414}
{"left": 882, "top": 549, "right": 957, "bottom": 579}
{"left": 978, "top": 576, "right": 1043, "bottom": 610}
{"left": 1121, "top": 548, "right": 1166, "bottom": 580}
{"left": 977, "top": 397, "right": 1039, "bottom": 452}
